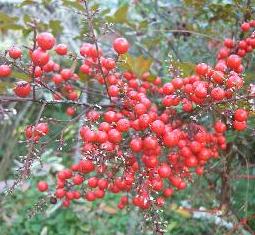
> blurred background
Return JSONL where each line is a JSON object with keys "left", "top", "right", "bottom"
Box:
{"left": 0, "top": 0, "right": 255, "bottom": 234}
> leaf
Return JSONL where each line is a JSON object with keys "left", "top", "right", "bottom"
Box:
{"left": 0, "top": 24, "right": 24, "bottom": 31}
{"left": 61, "top": 0, "right": 84, "bottom": 11}
{"left": 119, "top": 54, "right": 153, "bottom": 77}
{"left": 108, "top": 4, "right": 129, "bottom": 24}
{"left": 78, "top": 72, "right": 89, "bottom": 82}
{"left": 172, "top": 61, "right": 195, "bottom": 77}
{"left": 12, "top": 71, "right": 28, "bottom": 80}
{"left": 19, "top": 0, "right": 36, "bottom": 7}
{"left": 99, "top": 203, "right": 117, "bottom": 214}
{"left": 49, "top": 20, "right": 63, "bottom": 36}
{"left": 0, "top": 12, "right": 17, "bottom": 22}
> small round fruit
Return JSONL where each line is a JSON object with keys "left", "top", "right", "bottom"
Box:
{"left": 37, "top": 181, "right": 48, "bottom": 192}
{"left": 113, "top": 37, "right": 129, "bottom": 54}
{"left": 8, "top": 47, "right": 22, "bottom": 59}
{"left": 14, "top": 81, "right": 31, "bottom": 97}
{"left": 37, "top": 32, "right": 56, "bottom": 50}
{"left": 0, "top": 65, "right": 12, "bottom": 77}
{"left": 55, "top": 44, "right": 68, "bottom": 55}
{"left": 234, "top": 109, "right": 248, "bottom": 122}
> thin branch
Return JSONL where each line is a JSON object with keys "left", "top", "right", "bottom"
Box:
{"left": 0, "top": 95, "right": 112, "bottom": 108}
{"left": 83, "top": 0, "right": 112, "bottom": 102}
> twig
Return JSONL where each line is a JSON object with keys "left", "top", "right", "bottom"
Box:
{"left": 83, "top": 0, "right": 112, "bottom": 102}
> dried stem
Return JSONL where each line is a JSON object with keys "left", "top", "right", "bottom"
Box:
{"left": 83, "top": 0, "right": 112, "bottom": 103}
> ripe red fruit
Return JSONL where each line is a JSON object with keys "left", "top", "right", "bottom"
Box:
{"left": 14, "top": 81, "right": 31, "bottom": 97}
{"left": 98, "top": 179, "right": 108, "bottom": 190}
{"left": 108, "top": 85, "right": 119, "bottom": 97}
{"left": 108, "top": 129, "right": 122, "bottom": 144}
{"left": 130, "top": 138, "right": 143, "bottom": 152}
{"left": 163, "top": 82, "right": 174, "bottom": 95}
{"left": 211, "top": 87, "right": 225, "bottom": 101}
{"left": 55, "top": 189, "right": 66, "bottom": 198}
{"left": 158, "top": 164, "right": 171, "bottom": 178}
{"left": 55, "top": 44, "right": 68, "bottom": 55}
{"left": 8, "top": 46, "right": 22, "bottom": 59}
{"left": 61, "top": 69, "right": 73, "bottom": 81}
{"left": 226, "top": 54, "right": 241, "bottom": 70}
{"left": 35, "top": 122, "right": 49, "bottom": 136}
{"left": 184, "top": 155, "right": 198, "bottom": 167}
{"left": 79, "top": 160, "right": 94, "bottom": 173}
{"left": 234, "top": 109, "right": 248, "bottom": 122}
{"left": 88, "top": 177, "right": 98, "bottom": 188}
{"left": 163, "top": 188, "right": 174, "bottom": 197}
{"left": 85, "top": 191, "right": 96, "bottom": 201}
{"left": 37, "top": 32, "right": 56, "bottom": 50}
{"left": 113, "top": 37, "right": 129, "bottom": 54}
{"left": 73, "top": 175, "right": 84, "bottom": 185}
{"left": 66, "top": 107, "right": 76, "bottom": 116}
{"left": 241, "top": 22, "right": 250, "bottom": 32}
{"left": 224, "top": 38, "right": 234, "bottom": 48}
{"left": 0, "top": 64, "right": 12, "bottom": 77}
{"left": 195, "top": 63, "right": 208, "bottom": 76}
{"left": 116, "top": 118, "right": 130, "bottom": 132}
{"left": 151, "top": 120, "right": 165, "bottom": 135}
{"left": 214, "top": 121, "right": 227, "bottom": 133}
{"left": 37, "top": 181, "right": 48, "bottom": 192}
{"left": 80, "top": 64, "right": 90, "bottom": 74}
{"left": 233, "top": 121, "right": 247, "bottom": 131}
{"left": 31, "top": 48, "right": 50, "bottom": 66}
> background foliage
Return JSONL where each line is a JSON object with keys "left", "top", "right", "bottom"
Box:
{"left": 0, "top": 0, "right": 255, "bottom": 234}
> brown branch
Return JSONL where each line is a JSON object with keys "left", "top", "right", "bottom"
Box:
{"left": 83, "top": 0, "right": 112, "bottom": 102}
{"left": 0, "top": 95, "right": 113, "bottom": 108}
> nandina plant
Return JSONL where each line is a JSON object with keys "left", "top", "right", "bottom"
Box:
{"left": 0, "top": 1, "right": 254, "bottom": 234}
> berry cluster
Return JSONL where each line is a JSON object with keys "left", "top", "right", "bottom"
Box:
{"left": 0, "top": 20, "right": 252, "bottom": 211}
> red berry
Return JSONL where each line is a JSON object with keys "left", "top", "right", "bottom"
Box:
{"left": 158, "top": 164, "right": 171, "bottom": 178}
{"left": 55, "top": 44, "right": 68, "bottom": 55}
{"left": 31, "top": 48, "right": 50, "bottom": 66}
{"left": 241, "top": 22, "right": 250, "bottom": 32}
{"left": 0, "top": 65, "right": 12, "bottom": 77}
{"left": 37, "top": 32, "right": 56, "bottom": 50}
{"left": 234, "top": 109, "right": 248, "bottom": 122}
{"left": 195, "top": 63, "right": 208, "bottom": 76}
{"left": 37, "top": 181, "right": 48, "bottom": 192}
{"left": 113, "top": 38, "right": 129, "bottom": 54}
{"left": 226, "top": 54, "right": 241, "bottom": 70}
{"left": 233, "top": 121, "right": 247, "bottom": 131}
{"left": 8, "top": 46, "right": 22, "bottom": 59}
{"left": 14, "top": 81, "right": 31, "bottom": 97}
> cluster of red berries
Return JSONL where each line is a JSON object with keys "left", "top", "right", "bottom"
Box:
{"left": 25, "top": 122, "right": 49, "bottom": 142}
{"left": 0, "top": 21, "right": 252, "bottom": 211}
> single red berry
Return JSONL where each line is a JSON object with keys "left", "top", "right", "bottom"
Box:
{"left": 37, "top": 181, "right": 48, "bottom": 192}
{"left": 0, "top": 65, "right": 12, "bottom": 77}
{"left": 31, "top": 48, "right": 50, "bottom": 66}
{"left": 113, "top": 37, "right": 129, "bottom": 54}
{"left": 234, "top": 109, "right": 248, "bottom": 122}
{"left": 226, "top": 54, "right": 241, "bottom": 70}
{"left": 233, "top": 121, "right": 247, "bottom": 131}
{"left": 37, "top": 32, "right": 56, "bottom": 50}
{"left": 241, "top": 22, "right": 250, "bottom": 32}
{"left": 158, "top": 164, "right": 171, "bottom": 178}
{"left": 8, "top": 46, "right": 22, "bottom": 59}
{"left": 14, "top": 81, "right": 31, "bottom": 97}
{"left": 55, "top": 44, "right": 68, "bottom": 55}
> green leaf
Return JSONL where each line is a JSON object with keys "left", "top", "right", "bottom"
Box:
{"left": 119, "top": 54, "right": 153, "bottom": 77}
{"left": 108, "top": 4, "right": 129, "bottom": 24}
{"left": 0, "top": 12, "right": 18, "bottom": 23}
{"left": 172, "top": 61, "right": 195, "bottom": 77}
{"left": 12, "top": 71, "right": 29, "bottom": 80}
{"left": 49, "top": 20, "right": 63, "bottom": 36}
{"left": 61, "top": 0, "right": 84, "bottom": 11}
{"left": 19, "top": 0, "right": 37, "bottom": 7}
